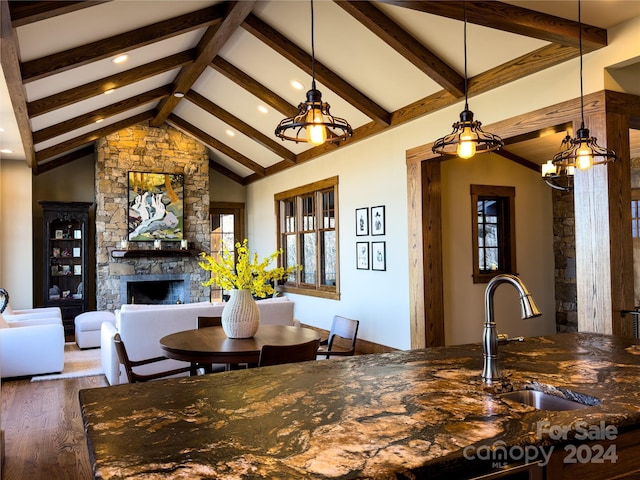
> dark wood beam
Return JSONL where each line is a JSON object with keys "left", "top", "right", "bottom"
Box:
{"left": 185, "top": 90, "right": 296, "bottom": 164}
{"left": 335, "top": 0, "right": 464, "bottom": 97}
{"left": 377, "top": 1, "right": 607, "bottom": 51}
{"left": 35, "top": 111, "right": 154, "bottom": 163}
{"left": 167, "top": 114, "right": 266, "bottom": 177}
{"left": 210, "top": 57, "right": 298, "bottom": 117}
{"left": 1, "top": 0, "right": 35, "bottom": 169}
{"left": 20, "top": 3, "right": 227, "bottom": 82}
{"left": 495, "top": 149, "right": 540, "bottom": 173}
{"left": 33, "top": 85, "right": 172, "bottom": 144}
{"left": 242, "top": 12, "right": 391, "bottom": 127}
{"left": 9, "top": 1, "right": 111, "bottom": 27}
{"left": 208, "top": 159, "right": 247, "bottom": 185}
{"left": 35, "top": 144, "right": 94, "bottom": 174}
{"left": 151, "top": 1, "right": 256, "bottom": 127}
{"left": 28, "top": 50, "right": 195, "bottom": 117}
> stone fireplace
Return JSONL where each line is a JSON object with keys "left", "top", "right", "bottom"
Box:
{"left": 95, "top": 122, "right": 210, "bottom": 311}
{"left": 120, "top": 273, "right": 191, "bottom": 305}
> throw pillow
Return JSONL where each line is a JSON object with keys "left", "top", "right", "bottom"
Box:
{"left": 0, "top": 288, "right": 8, "bottom": 313}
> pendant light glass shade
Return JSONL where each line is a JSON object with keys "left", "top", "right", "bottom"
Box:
{"left": 545, "top": 0, "right": 615, "bottom": 186}
{"left": 432, "top": 2, "right": 503, "bottom": 158}
{"left": 275, "top": 0, "right": 352, "bottom": 146}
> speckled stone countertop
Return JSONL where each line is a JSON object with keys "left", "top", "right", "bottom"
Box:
{"left": 80, "top": 333, "right": 640, "bottom": 479}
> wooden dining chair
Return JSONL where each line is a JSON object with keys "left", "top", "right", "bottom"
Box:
{"left": 317, "top": 316, "right": 360, "bottom": 359}
{"left": 258, "top": 339, "right": 321, "bottom": 367}
{"left": 197, "top": 316, "right": 222, "bottom": 328}
{"left": 113, "top": 333, "right": 193, "bottom": 383}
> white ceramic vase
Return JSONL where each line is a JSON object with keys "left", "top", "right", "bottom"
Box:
{"left": 221, "top": 289, "right": 260, "bottom": 338}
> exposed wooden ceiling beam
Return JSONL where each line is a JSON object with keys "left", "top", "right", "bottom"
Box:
{"left": 9, "top": 1, "right": 112, "bottom": 27}
{"left": 495, "top": 148, "right": 541, "bottom": 173}
{"left": 377, "top": 1, "right": 607, "bottom": 51}
{"left": 185, "top": 90, "right": 297, "bottom": 165}
{"left": 210, "top": 57, "right": 298, "bottom": 117}
{"left": 27, "top": 50, "right": 196, "bottom": 117}
{"left": 1, "top": 0, "right": 35, "bottom": 169}
{"left": 36, "top": 145, "right": 95, "bottom": 175}
{"left": 20, "top": 3, "right": 227, "bottom": 82}
{"left": 33, "top": 85, "right": 172, "bottom": 144}
{"left": 242, "top": 12, "right": 392, "bottom": 127}
{"left": 208, "top": 159, "right": 247, "bottom": 185}
{"left": 167, "top": 114, "right": 266, "bottom": 177}
{"left": 35, "top": 111, "right": 154, "bottom": 163}
{"left": 151, "top": 1, "right": 256, "bottom": 127}
{"left": 335, "top": 0, "right": 465, "bottom": 97}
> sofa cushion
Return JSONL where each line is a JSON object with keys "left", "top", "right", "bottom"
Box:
{"left": 0, "top": 313, "right": 9, "bottom": 329}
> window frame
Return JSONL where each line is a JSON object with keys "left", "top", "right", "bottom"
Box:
{"left": 470, "top": 184, "right": 517, "bottom": 284}
{"left": 275, "top": 176, "right": 340, "bottom": 300}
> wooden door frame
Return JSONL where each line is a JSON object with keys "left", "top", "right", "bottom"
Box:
{"left": 209, "top": 202, "right": 245, "bottom": 247}
{"left": 406, "top": 90, "right": 639, "bottom": 349}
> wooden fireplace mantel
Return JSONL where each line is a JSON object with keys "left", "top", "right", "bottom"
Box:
{"left": 110, "top": 249, "right": 199, "bottom": 258}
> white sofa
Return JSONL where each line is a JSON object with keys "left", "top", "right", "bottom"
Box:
{"left": 0, "top": 312, "right": 65, "bottom": 378}
{"left": 101, "top": 297, "right": 295, "bottom": 385}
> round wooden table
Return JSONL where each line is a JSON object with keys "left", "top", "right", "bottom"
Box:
{"left": 160, "top": 325, "right": 322, "bottom": 366}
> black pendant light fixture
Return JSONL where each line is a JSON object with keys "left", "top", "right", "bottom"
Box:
{"left": 542, "top": 134, "right": 575, "bottom": 191}
{"left": 432, "top": 1, "right": 503, "bottom": 159}
{"left": 548, "top": 0, "right": 616, "bottom": 176}
{"left": 275, "top": 0, "right": 352, "bottom": 146}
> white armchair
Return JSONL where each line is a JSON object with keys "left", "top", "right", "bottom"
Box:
{"left": 0, "top": 287, "right": 62, "bottom": 321}
{"left": 0, "top": 314, "right": 65, "bottom": 378}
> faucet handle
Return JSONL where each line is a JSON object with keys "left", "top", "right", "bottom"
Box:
{"left": 497, "top": 333, "right": 524, "bottom": 344}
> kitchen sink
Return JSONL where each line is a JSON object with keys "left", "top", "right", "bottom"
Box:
{"left": 500, "top": 390, "right": 593, "bottom": 411}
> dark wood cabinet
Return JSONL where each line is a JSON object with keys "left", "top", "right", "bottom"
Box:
{"left": 40, "top": 201, "right": 93, "bottom": 339}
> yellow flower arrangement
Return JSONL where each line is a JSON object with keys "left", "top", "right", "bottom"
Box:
{"left": 199, "top": 239, "right": 299, "bottom": 298}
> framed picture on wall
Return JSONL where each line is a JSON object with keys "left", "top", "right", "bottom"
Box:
{"left": 372, "top": 241, "right": 386, "bottom": 271}
{"left": 356, "top": 242, "right": 369, "bottom": 270}
{"left": 127, "top": 171, "right": 184, "bottom": 242}
{"left": 371, "top": 206, "right": 385, "bottom": 236}
{"left": 355, "top": 208, "right": 369, "bottom": 236}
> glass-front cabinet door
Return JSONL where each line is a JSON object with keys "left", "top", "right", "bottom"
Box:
{"left": 40, "top": 201, "right": 92, "bottom": 339}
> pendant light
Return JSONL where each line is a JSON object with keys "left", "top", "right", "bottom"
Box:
{"left": 275, "top": 0, "right": 352, "bottom": 146}
{"left": 542, "top": 135, "right": 575, "bottom": 191}
{"left": 432, "top": 1, "right": 503, "bottom": 158}
{"left": 549, "top": 0, "right": 616, "bottom": 175}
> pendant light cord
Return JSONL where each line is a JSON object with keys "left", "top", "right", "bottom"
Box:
{"left": 463, "top": 1, "right": 469, "bottom": 110}
{"left": 578, "top": 0, "right": 585, "bottom": 129}
{"left": 310, "top": 0, "right": 316, "bottom": 91}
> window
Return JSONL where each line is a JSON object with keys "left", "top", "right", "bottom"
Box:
{"left": 470, "top": 185, "right": 516, "bottom": 283}
{"left": 632, "top": 189, "right": 640, "bottom": 238}
{"left": 209, "top": 203, "right": 245, "bottom": 301}
{"left": 275, "top": 177, "right": 339, "bottom": 299}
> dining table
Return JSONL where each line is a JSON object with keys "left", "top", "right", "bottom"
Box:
{"left": 159, "top": 324, "right": 322, "bottom": 367}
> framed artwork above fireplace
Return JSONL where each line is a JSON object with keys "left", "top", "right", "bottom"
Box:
{"left": 128, "top": 171, "right": 184, "bottom": 242}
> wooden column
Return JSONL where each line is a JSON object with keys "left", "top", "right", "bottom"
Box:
{"left": 574, "top": 104, "right": 634, "bottom": 336}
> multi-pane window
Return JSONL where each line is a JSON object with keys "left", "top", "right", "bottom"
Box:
{"left": 470, "top": 185, "right": 516, "bottom": 283}
{"left": 275, "top": 177, "right": 339, "bottom": 299}
{"left": 209, "top": 203, "right": 245, "bottom": 301}
{"left": 632, "top": 190, "right": 640, "bottom": 238}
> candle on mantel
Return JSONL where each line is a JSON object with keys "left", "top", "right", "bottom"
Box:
{"left": 154, "top": 240, "right": 161, "bottom": 250}
{"left": 180, "top": 239, "right": 188, "bottom": 250}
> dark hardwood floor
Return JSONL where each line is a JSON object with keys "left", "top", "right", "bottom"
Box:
{"left": 1, "top": 375, "right": 108, "bottom": 480}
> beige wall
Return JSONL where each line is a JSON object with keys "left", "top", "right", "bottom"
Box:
{"left": 0, "top": 159, "right": 34, "bottom": 309}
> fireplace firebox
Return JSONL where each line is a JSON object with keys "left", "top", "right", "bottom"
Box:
{"left": 120, "top": 274, "right": 190, "bottom": 305}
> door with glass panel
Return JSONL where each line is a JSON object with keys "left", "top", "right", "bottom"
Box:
{"left": 209, "top": 203, "right": 245, "bottom": 302}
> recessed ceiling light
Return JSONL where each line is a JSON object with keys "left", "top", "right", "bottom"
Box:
{"left": 291, "top": 80, "right": 304, "bottom": 91}
{"left": 174, "top": 92, "right": 185, "bottom": 98}
{"left": 258, "top": 105, "right": 268, "bottom": 114}
{"left": 112, "top": 54, "right": 129, "bottom": 64}
{"left": 0, "top": 148, "right": 14, "bottom": 154}
{"left": 226, "top": 129, "right": 235, "bottom": 137}
{"left": 0, "top": 127, "right": 5, "bottom": 132}
{"left": 104, "top": 89, "right": 115, "bottom": 95}
{"left": 95, "top": 118, "right": 104, "bottom": 123}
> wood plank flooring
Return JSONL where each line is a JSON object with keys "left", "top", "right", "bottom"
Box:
{"left": 1, "top": 375, "right": 108, "bottom": 480}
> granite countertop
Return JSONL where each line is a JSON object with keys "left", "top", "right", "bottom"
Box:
{"left": 80, "top": 333, "right": 640, "bottom": 479}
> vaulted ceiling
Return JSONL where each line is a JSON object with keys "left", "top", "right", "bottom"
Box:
{"left": 1, "top": 1, "right": 639, "bottom": 184}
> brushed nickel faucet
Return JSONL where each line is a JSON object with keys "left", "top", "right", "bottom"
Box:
{"left": 482, "top": 274, "right": 541, "bottom": 384}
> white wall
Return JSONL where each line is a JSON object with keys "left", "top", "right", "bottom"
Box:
{"left": 245, "top": 15, "right": 640, "bottom": 351}
{"left": 0, "top": 159, "right": 34, "bottom": 309}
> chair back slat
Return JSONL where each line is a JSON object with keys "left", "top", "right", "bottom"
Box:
{"left": 327, "top": 316, "right": 359, "bottom": 355}
{"left": 198, "top": 316, "right": 222, "bottom": 328}
{"left": 259, "top": 339, "right": 320, "bottom": 367}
